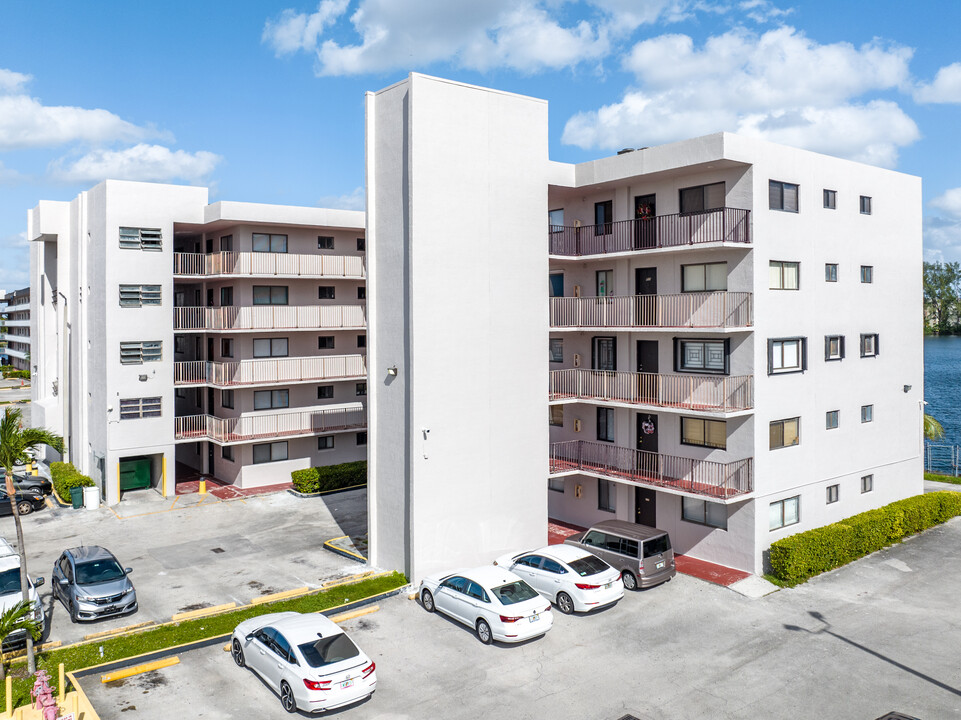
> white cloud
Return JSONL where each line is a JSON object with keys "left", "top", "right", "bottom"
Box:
{"left": 0, "top": 69, "right": 31, "bottom": 94}
{"left": 931, "top": 188, "right": 961, "bottom": 219}
{"left": 0, "top": 161, "right": 24, "bottom": 185}
{"left": 739, "top": 0, "right": 793, "bottom": 23}
{"left": 924, "top": 188, "right": 961, "bottom": 263}
{"left": 564, "top": 26, "right": 919, "bottom": 168}
{"left": 317, "top": 186, "right": 365, "bottom": 211}
{"left": 0, "top": 232, "right": 30, "bottom": 291}
{"left": 263, "top": 0, "right": 350, "bottom": 55}
{"left": 49, "top": 144, "right": 222, "bottom": 184}
{"left": 914, "top": 62, "right": 961, "bottom": 104}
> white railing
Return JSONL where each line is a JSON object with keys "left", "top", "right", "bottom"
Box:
{"left": 174, "top": 305, "right": 366, "bottom": 331}
{"left": 174, "top": 355, "right": 367, "bottom": 386}
{"left": 550, "top": 292, "right": 752, "bottom": 329}
{"left": 550, "top": 370, "right": 753, "bottom": 412}
{"left": 173, "top": 252, "right": 365, "bottom": 278}
{"left": 174, "top": 406, "right": 366, "bottom": 443}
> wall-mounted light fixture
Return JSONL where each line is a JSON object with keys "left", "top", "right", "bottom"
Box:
{"left": 139, "top": 374, "right": 148, "bottom": 382}
{"left": 903, "top": 384, "right": 912, "bottom": 393}
{"left": 387, "top": 366, "right": 398, "bottom": 376}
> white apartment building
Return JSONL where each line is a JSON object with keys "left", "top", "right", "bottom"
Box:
{"left": 29, "top": 181, "right": 367, "bottom": 505}
{"left": 1, "top": 287, "right": 31, "bottom": 370}
{"left": 368, "top": 74, "right": 923, "bottom": 579}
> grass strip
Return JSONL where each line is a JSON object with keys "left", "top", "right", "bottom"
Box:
{"left": 925, "top": 471, "right": 961, "bottom": 485}
{"left": 0, "top": 571, "right": 407, "bottom": 710}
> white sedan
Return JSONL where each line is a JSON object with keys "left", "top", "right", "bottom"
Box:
{"left": 419, "top": 565, "right": 553, "bottom": 644}
{"left": 231, "top": 611, "right": 376, "bottom": 714}
{"left": 494, "top": 544, "right": 624, "bottom": 614}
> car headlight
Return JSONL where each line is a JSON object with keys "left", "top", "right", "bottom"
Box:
{"left": 33, "top": 603, "right": 43, "bottom": 621}
{"left": 77, "top": 595, "right": 97, "bottom": 602}
{"left": 122, "top": 587, "right": 134, "bottom": 595}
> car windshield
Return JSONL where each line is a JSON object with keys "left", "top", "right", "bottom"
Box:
{"left": 297, "top": 633, "right": 360, "bottom": 668}
{"left": 568, "top": 555, "right": 611, "bottom": 577}
{"left": 75, "top": 559, "right": 125, "bottom": 585}
{"left": 0, "top": 569, "right": 21, "bottom": 594}
{"left": 491, "top": 580, "right": 539, "bottom": 606}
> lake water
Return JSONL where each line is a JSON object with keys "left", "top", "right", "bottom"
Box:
{"left": 924, "top": 336, "right": 961, "bottom": 449}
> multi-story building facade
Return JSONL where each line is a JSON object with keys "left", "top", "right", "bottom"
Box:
{"left": 29, "top": 180, "right": 367, "bottom": 505}
{"left": 1, "top": 287, "right": 31, "bottom": 370}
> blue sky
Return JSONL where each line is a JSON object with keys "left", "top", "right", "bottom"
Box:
{"left": 2, "top": 0, "right": 961, "bottom": 291}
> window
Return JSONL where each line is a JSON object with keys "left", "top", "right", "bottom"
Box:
{"left": 253, "top": 286, "right": 288, "bottom": 305}
{"left": 596, "top": 408, "right": 614, "bottom": 442}
{"left": 826, "top": 410, "right": 839, "bottom": 430}
{"left": 119, "top": 397, "right": 162, "bottom": 420}
{"left": 221, "top": 338, "right": 234, "bottom": 358}
{"left": 680, "top": 418, "right": 727, "bottom": 449}
{"left": 175, "top": 337, "right": 185, "bottom": 354}
{"left": 253, "top": 441, "right": 288, "bottom": 463}
{"left": 594, "top": 200, "right": 613, "bottom": 236}
{"left": 682, "top": 498, "right": 728, "bottom": 530}
{"left": 549, "top": 208, "right": 564, "bottom": 231}
{"left": 357, "top": 287, "right": 366, "bottom": 300}
{"left": 549, "top": 405, "right": 564, "bottom": 427}
{"left": 356, "top": 432, "right": 367, "bottom": 446}
{"left": 549, "top": 338, "right": 563, "bottom": 363}
{"left": 597, "top": 479, "right": 616, "bottom": 513}
{"left": 549, "top": 273, "right": 564, "bottom": 297}
{"left": 222, "top": 445, "right": 234, "bottom": 462}
{"left": 770, "top": 418, "right": 800, "bottom": 449}
{"left": 119, "top": 341, "right": 162, "bottom": 364}
{"left": 254, "top": 389, "right": 289, "bottom": 410}
{"left": 317, "top": 385, "right": 334, "bottom": 399}
{"left": 826, "top": 485, "right": 839, "bottom": 504}
{"left": 675, "top": 338, "right": 729, "bottom": 375}
{"left": 357, "top": 237, "right": 365, "bottom": 251}
{"left": 679, "top": 182, "right": 725, "bottom": 214}
{"left": 318, "top": 436, "right": 334, "bottom": 450}
{"left": 824, "top": 335, "right": 845, "bottom": 361}
{"left": 861, "top": 474, "right": 874, "bottom": 493}
{"left": 682, "top": 262, "right": 727, "bottom": 292}
{"left": 318, "top": 286, "right": 335, "bottom": 299}
{"left": 356, "top": 382, "right": 367, "bottom": 396}
{"left": 860, "top": 333, "right": 879, "bottom": 358}
{"left": 119, "top": 227, "right": 162, "bottom": 251}
{"left": 317, "top": 236, "right": 334, "bottom": 250}
{"left": 769, "top": 496, "right": 800, "bottom": 530}
{"left": 220, "top": 287, "right": 233, "bottom": 307}
{"left": 860, "top": 196, "right": 872, "bottom": 215}
{"left": 769, "top": 261, "right": 799, "bottom": 290}
{"left": 768, "top": 338, "right": 807, "bottom": 374}
{"left": 825, "top": 263, "right": 838, "bottom": 282}
{"left": 357, "top": 334, "right": 366, "bottom": 348}
{"left": 221, "top": 390, "right": 234, "bottom": 409}
{"left": 860, "top": 265, "right": 873, "bottom": 284}
{"left": 119, "top": 284, "right": 161, "bottom": 307}
{"left": 318, "top": 336, "right": 335, "bottom": 349}
{"left": 253, "top": 338, "right": 288, "bottom": 358}
{"left": 861, "top": 404, "right": 874, "bottom": 423}
{"left": 220, "top": 235, "right": 233, "bottom": 251}
{"left": 596, "top": 269, "right": 613, "bottom": 297}
{"left": 548, "top": 477, "right": 565, "bottom": 493}
{"left": 769, "top": 180, "right": 799, "bottom": 212}
{"left": 823, "top": 190, "right": 837, "bottom": 209}
{"left": 253, "top": 233, "right": 287, "bottom": 253}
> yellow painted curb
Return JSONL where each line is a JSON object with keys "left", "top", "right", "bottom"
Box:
{"left": 101, "top": 655, "right": 179, "bottom": 683}
{"left": 249, "top": 586, "right": 310, "bottom": 605}
{"left": 172, "top": 602, "right": 237, "bottom": 622}
{"left": 322, "top": 570, "right": 380, "bottom": 588}
{"left": 84, "top": 621, "right": 155, "bottom": 641}
{"left": 329, "top": 605, "right": 379, "bottom": 624}
{"left": 323, "top": 536, "right": 368, "bottom": 561}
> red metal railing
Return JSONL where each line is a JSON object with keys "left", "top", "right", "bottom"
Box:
{"left": 549, "top": 370, "right": 752, "bottom": 412}
{"left": 550, "top": 292, "right": 752, "bottom": 329}
{"left": 174, "top": 406, "right": 366, "bottom": 443}
{"left": 174, "top": 355, "right": 367, "bottom": 387}
{"left": 173, "top": 252, "right": 365, "bottom": 278}
{"left": 174, "top": 305, "right": 366, "bottom": 331}
{"left": 549, "top": 207, "right": 750, "bottom": 256}
{"left": 549, "top": 440, "right": 753, "bottom": 499}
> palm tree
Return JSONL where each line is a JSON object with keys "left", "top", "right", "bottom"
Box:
{"left": 0, "top": 408, "right": 62, "bottom": 674}
{"left": 0, "top": 599, "right": 42, "bottom": 681}
{"left": 924, "top": 413, "right": 946, "bottom": 442}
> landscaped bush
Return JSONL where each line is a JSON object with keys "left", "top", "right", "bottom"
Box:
{"left": 50, "top": 461, "right": 95, "bottom": 503}
{"left": 291, "top": 460, "right": 367, "bottom": 494}
{"left": 769, "top": 491, "right": 961, "bottom": 586}
{"left": 1, "top": 369, "right": 29, "bottom": 379}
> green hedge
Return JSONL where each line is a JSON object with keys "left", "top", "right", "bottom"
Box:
{"left": 50, "top": 461, "right": 95, "bottom": 503}
{"left": 292, "top": 460, "right": 367, "bottom": 494}
{"left": 1, "top": 369, "right": 29, "bottom": 379}
{"left": 770, "top": 492, "right": 961, "bottom": 586}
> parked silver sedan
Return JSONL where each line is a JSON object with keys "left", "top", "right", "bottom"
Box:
{"left": 51, "top": 546, "right": 137, "bottom": 623}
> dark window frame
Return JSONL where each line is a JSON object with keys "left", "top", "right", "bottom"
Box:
{"left": 826, "top": 410, "right": 839, "bottom": 430}
{"left": 823, "top": 189, "right": 837, "bottom": 209}
{"left": 770, "top": 417, "right": 800, "bottom": 450}
{"left": 680, "top": 417, "right": 727, "bottom": 450}
{"left": 826, "top": 484, "right": 839, "bottom": 504}
{"left": 767, "top": 337, "right": 807, "bottom": 375}
{"left": 860, "top": 196, "right": 872, "bottom": 215}
{"left": 596, "top": 407, "right": 615, "bottom": 443}
{"left": 825, "top": 263, "right": 838, "bottom": 282}
{"left": 769, "top": 180, "right": 800, "bottom": 213}
{"left": 824, "top": 335, "right": 845, "bottom": 362}
{"left": 674, "top": 337, "right": 730, "bottom": 375}
{"left": 860, "top": 333, "right": 879, "bottom": 358}
{"left": 770, "top": 495, "right": 800, "bottom": 530}
{"left": 681, "top": 497, "right": 728, "bottom": 530}
{"left": 594, "top": 200, "right": 613, "bottom": 236}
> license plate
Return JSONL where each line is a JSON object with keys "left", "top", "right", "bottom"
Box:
{"left": 340, "top": 679, "right": 353, "bottom": 689}
{"left": 656, "top": 561, "right": 665, "bottom": 570}
{"left": 604, "top": 582, "right": 612, "bottom": 589}
{"left": 529, "top": 613, "right": 539, "bottom": 623}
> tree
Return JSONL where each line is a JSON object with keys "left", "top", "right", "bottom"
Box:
{"left": 924, "top": 413, "right": 946, "bottom": 442}
{"left": 0, "top": 599, "right": 42, "bottom": 681}
{"left": 0, "top": 408, "right": 63, "bottom": 674}
{"left": 922, "top": 261, "right": 961, "bottom": 334}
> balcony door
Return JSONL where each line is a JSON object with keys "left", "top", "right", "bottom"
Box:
{"left": 636, "top": 412, "right": 659, "bottom": 480}
{"left": 634, "top": 194, "right": 656, "bottom": 249}
{"left": 635, "top": 487, "right": 656, "bottom": 526}
{"left": 636, "top": 340, "right": 658, "bottom": 404}
{"left": 635, "top": 267, "right": 657, "bottom": 326}
{"left": 592, "top": 337, "right": 616, "bottom": 372}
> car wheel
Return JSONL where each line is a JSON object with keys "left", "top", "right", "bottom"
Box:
{"left": 556, "top": 592, "right": 575, "bottom": 615}
{"left": 476, "top": 618, "right": 493, "bottom": 645}
{"left": 16, "top": 501, "right": 32, "bottom": 516}
{"left": 622, "top": 571, "right": 638, "bottom": 591}
{"left": 231, "top": 638, "right": 245, "bottom": 667}
{"left": 421, "top": 589, "right": 435, "bottom": 613}
{"left": 68, "top": 600, "right": 79, "bottom": 624}
{"left": 280, "top": 680, "right": 297, "bottom": 713}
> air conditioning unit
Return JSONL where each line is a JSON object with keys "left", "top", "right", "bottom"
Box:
{"left": 573, "top": 285, "right": 581, "bottom": 298}
{"left": 573, "top": 418, "right": 582, "bottom": 433}
{"left": 573, "top": 353, "right": 582, "bottom": 368}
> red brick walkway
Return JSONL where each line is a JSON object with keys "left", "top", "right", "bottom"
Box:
{"left": 175, "top": 465, "right": 291, "bottom": 499}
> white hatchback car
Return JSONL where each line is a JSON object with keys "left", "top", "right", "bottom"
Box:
{"left": 231, "top": 611, "right": 376, "bottom": 714}
{"left": 494, "top": 544, "right": 624, "bottom": 614}
{"left": 419, "top": 565, "right": 553, "bottom": 644}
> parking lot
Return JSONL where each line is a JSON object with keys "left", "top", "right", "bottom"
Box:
{"left": 85, "top": 516, "right": 961, "bottom": 719}
{"left": 0, "top": 487, "right": 367, "bottom": 646}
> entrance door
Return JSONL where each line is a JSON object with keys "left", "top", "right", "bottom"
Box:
{"left": 205, "top": 238, "right": 214, "bottom": 253}
{"left": 592, "top": 337, "right": 616, "bottom": 371}
{"left": 635, "top": 413, "right": 659, "bottom": 480}
{"left": 634, "top": 194, "right": 656, "bottom": 249}
{"left": 636, "top": 340, "right": 658, "bottom": 404}
{"left": 207, "top": 442, "right": 215, "bottom": 475}
{"left": 634, "top": 267, "right": 657, "bottom": 326}
{"left": 635, "top": 487, "right": 656, "bottom": 526}
{"left": 207, "top": 337, "right": 214, "bottom": 361}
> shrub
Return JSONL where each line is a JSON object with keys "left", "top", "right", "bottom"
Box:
{"left": 50, "top": 462, "right": 95, "bottom": 503}
{"left": 769, "top": 492, "right": 961, "bottom": 587}
{"left": 291, "top": 461, "right": 366, "bottom": 494}
{"left": 1, "top": 369, "right": 29, "bottom": 379}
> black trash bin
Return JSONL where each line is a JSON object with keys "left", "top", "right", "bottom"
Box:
{"left": 70, "top": 487, "right": 84, "bottom": 510}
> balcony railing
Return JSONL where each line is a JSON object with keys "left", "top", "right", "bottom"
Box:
{"left": 173, "top": 252, "right": 365, "bottom": 278}
{"left": 551, "top": 292, "right": 752, "bottom": 329}
{"left": 174, "top": 354, "right": 367, "bottom": 387}
{"left": 549, "top": 208, "right": 750, "bottom": 257}
{"left": 550, "top": 440, "right": 753, "bottom": 499}
{"left": 174, "top": 305, "right": 366, "bottom": 331}
{"left": 174, "top": 406, "right": 366, "bottom": 443}
{"left": 550, "top": 370, "right": 752, "bottom": 412}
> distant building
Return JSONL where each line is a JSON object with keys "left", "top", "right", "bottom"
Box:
{"left": 2, "top": 287, "right": 31, "bottom": 371}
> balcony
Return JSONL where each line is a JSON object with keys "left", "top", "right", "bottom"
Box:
{"left": 549, "top": 208, "right": 750, "bottom": 257}
{"left": 174, "top": 354, "right": 367, "bottom": 387}
{"left": 174, "top": 305, "right": 366, "bottom": 332}
{"left": 0, "top": 333, "right": 30, "bottom": 345}
{"left": 551, "top": 292, "right": 752, "bottom": 330}
{"left": 173, "top": 252, "right": 364, "bottom": 278}
{"left": 550, "top": 440, "right": 753, "bottom": 501}
{"left": 550, "top": 370, "right": 752, "bottom": 414}
{"left": 174, "top": 405, "right": 366, "bottom": 444}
